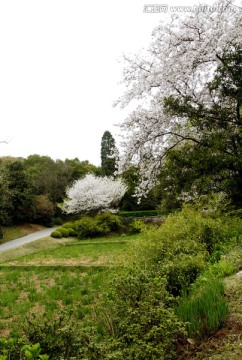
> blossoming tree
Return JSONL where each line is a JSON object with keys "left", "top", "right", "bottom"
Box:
{"left": 115, "top": 0, "right": 241, "bottom": 199}
{"left": 63, "top": 174, "right": 127, "bottom": 214}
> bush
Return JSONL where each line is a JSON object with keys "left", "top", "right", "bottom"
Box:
{"left": 76, "top": 217, "right": 105, "bottom": 239}
{"left": 67, "top": 228, "right": 77, "bottom": 236}
{"left": 50, "top": 231, "right": 62, "bottom": 239}
{"left": 126, "top": 204, "right": 242, "bottom": 295}
{"left": 52, "top": 217, "right": 63, "bottom": 226}
{"left": 56, "top": 228, "right": 69, "bottom": 238}
{"left": 62, "top": 221, "right": 77, "bottom": 230}
{"left": 128, "top": 219, "right": 145, "bottom": 234}
{"left": 21, "top": 311, "right": 81, "bottom": 359}
{"left": 161, "top": 253, "right": 206, "bottom": 296}
{"left": 96, "top": 212, "right": 123, "bottom": 232}
{"left": 0, "top": 336, "right": 49, "bottom": 360}
{"left": 0, "top": 226, "right": 3, "bottom": 239}
{"left": 98, "top": 266, "right": 186, "bottom": 359}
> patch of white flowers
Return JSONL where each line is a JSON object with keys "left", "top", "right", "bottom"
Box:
{"left": 63, "top": 174, "right": 127, "bottom": 214}
{"left": 115, "top": 0, "right": 241, "bottom": 198}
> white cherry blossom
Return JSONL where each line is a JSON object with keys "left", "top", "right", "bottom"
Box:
{"left": 63, "top": 174, "right": 127, "bottom": 214}
{"left": 116, "top": 0, "right": 241, "bottom": 198}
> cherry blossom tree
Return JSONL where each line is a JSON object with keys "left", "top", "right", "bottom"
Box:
{"left": 115, "top": 0, "right": 241, "bottom": 199}
{"left": 63, "top": 174, "right": 127, "bottom": 214}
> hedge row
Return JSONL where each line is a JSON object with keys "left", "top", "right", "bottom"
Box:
{"left": 119, "top": 210, "right": 160, "bottom": 218}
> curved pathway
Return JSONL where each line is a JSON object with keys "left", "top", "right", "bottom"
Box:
{"left": 0, "top": 227, "right": 57, "bottom": 253}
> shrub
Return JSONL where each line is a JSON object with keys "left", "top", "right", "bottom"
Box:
{"left": 0, "top": 337, "right": 49, "bottom": 360}
{"left": 56, "top": 228, "right": 69, "bottom": 238}
{"left": 98, "top": 266, "right": 186, "bottom": 359}
{"left": 76, "top": 217, "right": 105, "bottom": 239}
{"left": 161, "top": 253, "right": 206, "bottom": 296}
{"left": 62, "top": 221, "right": 77, "bottom": 230}
{"left": 130, "top": 204, "right": 239, "bottom": 267}
{"left": 52, "top": 217, "right": 63, "bottom": 225}
{"left": 50, "top": 231, "right": 62, "bottom": 239}
{"left": 128, "top": 219, "right": 145, "bottom": 234}
{"left": 0, "top": 226, "right": 3, "bottom": 239}
{"left": 21, "top": 311, "right": 81, "bottom": 359}
{"left": 96, "top": 212, "right": 123, "bottom": 232}
{"left": 126, "top": 204, "right": 242, "bottom": 295}
{"left": 67, "top": 228, "right": 77, "bottom": 236}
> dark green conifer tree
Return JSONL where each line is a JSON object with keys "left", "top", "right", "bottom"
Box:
{"left": 100, "top": 130, "right": 116, "bottom": 176}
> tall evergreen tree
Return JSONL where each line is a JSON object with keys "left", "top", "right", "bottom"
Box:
{"left": 101, "top": 130, "right": 116, "bottom": 176}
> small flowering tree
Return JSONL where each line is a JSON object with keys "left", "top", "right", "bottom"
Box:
{"left": 63, "top": 174, "right": 127, "bottom": 214}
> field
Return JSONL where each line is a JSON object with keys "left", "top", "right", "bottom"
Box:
{"left": 0, "top": 234, "right": 137, "bottom": 338}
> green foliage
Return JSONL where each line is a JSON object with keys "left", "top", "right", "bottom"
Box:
{"left": 33, "top": 195, "right": 54, "bottom": 226}
{"left": 0, "top": 161, "right": 35, "bottom": 225}
{"left": 67, "top": 228, "right": 77, "bottom": 236}
{"left": 52, "top": 217, "right": 63, "bottom": 226}
{"left": 119, "top": 209, "right": 160, "bottom": 217}
{"left": 162, "top": 45, "right": 242, "bottom": 208}
{"left": 0, "top": 337, "right": 49, "bottom": 360}
{"left": 61, "top": 221, "right": 76, "bottom": 230}
{"left": 21, "top": 311, "right": 80, "bottom": 359}
{"left": 0, "top": 155, "right": 99, "bottom": 227}
{"left": 127, "top": 203, "right": 241, "bottom": 295}
{"left": 128, "top": 219, "right": 145, "bottom": 234}
{"left": 175, "top": 246, "right": 236, "bottom": 339}
{"left": 96, "top": 212, "right": 123, "bottom": 232}
{"left": 120, "top": 166, "right": 161, "bottom": 211}
{"left": 50, "top": 231, "right": 62, "bottom": 239}
{"left": 61, "top": 212, "right": 123, "bottom": 239}
{"left": 101, "top": 130, "right": 116, "bottom": 176}
{"left": 98, "top": 266, "right": 186, "bottom": 359}
{"left": 56, "top": 227, "right": 69, "bottom": 238}
{"left": 22, "top": 343, "right": 49, "bottom": 360}
{"left": 0, "top": 227, "right": 3, "bottom": 239}
{"left": 162, "top": 253, "right": 206, "bottom": 296}
{"left": 76, "top": 217, "right": 105, "bottom": 239}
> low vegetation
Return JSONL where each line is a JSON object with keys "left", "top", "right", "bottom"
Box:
{"left": 0, "top": 200, "right": 242, "bottom": 359}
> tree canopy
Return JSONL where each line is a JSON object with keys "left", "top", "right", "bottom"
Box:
{"left": 115, "top": 0, "right": 241, "bottom": 204}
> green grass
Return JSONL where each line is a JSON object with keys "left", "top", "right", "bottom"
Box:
{"left": 0, "top": 266, "right": 110, "bottom": 336}
{"left": 0, "top": 233, "right": 138, "bottom": 337}
{"left": 176, "top": 278, "right": 229, "bottom": 339}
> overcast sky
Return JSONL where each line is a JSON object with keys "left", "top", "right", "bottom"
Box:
{"left": 0, "top": 0, "right": 240, "bottom": 166}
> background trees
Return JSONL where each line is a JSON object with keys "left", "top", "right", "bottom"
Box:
{"left": 116, "top": 0, "right": 241, "bottom": 206}
{"left": 0, "top": 155, "right": 101, "bottom": 226}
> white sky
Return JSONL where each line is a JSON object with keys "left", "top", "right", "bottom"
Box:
{"left": 0, "top": 0, "right": 240, "bottom": 166}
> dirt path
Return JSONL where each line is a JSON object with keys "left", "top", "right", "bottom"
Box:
{"left": 0, "top": 227, "right": 57, "bottom": 252}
